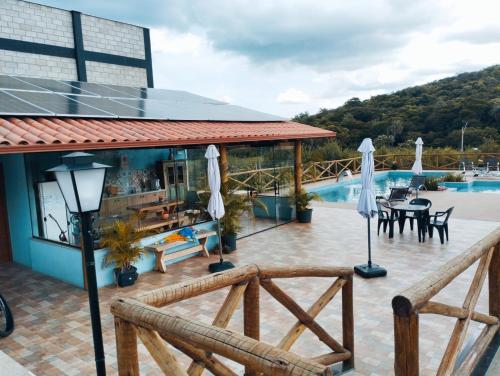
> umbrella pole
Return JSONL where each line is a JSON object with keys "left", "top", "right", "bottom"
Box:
{"left": 354, "top": 215, "right": 386, "bottom": 278}
{"left": 208, "top": 219, "right": 235, "bottom": 273}
{"left": 217, "top": 219, "right": 223, "bottom": 263}
{"left": 367, "top": 217, "right": 372, "bottom": 268}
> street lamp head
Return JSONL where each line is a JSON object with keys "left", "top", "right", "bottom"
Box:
{"left": 48, "top": 152, "right": 111, "bottom": 214}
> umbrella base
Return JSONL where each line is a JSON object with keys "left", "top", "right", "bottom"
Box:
{"left": 209, "top": 261, "right": 235, "bottom": 273}
{"left": 354, "top": 263, "right": 387, "bottom": 278}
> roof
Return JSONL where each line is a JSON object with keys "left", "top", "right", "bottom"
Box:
{"left": 0, "top": 117, "right": 335, "bottom": 154}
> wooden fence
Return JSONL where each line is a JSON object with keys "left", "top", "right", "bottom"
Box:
{"left": 228, "top": 153, "right": 500, "bottom": 191}
{"left": 392, "top": 227, "right": 500, "bottom": 376}
{"left": 111, "top": 264, "right": 354, "bottom": 376}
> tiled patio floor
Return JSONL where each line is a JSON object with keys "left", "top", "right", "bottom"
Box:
{"left": 0, "top": 207, "right": 498, "bottom": 375}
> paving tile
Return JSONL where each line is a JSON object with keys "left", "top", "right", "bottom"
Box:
{"left": 0, "top": 207, "right": 498, "bottom": 375}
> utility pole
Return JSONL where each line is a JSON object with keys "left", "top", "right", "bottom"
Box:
{"left": 460, "top": 121, "right": 468, "bottom": 152}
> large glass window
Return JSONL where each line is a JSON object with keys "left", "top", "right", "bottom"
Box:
{"left": 25, "top": 146, "right": 213, "bottom": 247}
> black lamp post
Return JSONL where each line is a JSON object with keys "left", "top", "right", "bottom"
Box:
{"left": 48, "top": 152, "right": 110, "bottom": 376}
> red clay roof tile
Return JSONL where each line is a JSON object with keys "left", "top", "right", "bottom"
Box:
{"left": 0, "top": 117, "right": 335, "bottom": 154}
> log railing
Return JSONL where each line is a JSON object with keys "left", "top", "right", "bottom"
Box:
{"left": 227, "top": 153, "right": 500, "bottom": 191}
{"left": 111, "top": 264, "right": 354, "bottom": 376}
{"left": 392, "top": 227, "right": 500, "bottom": 376}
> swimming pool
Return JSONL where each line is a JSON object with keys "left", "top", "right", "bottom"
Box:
{"left": 441, "top": 180, "right": 500, "bottom": 193}
{"left": 310, "top": 171, "right": 445, "bottom": 203}
{"left": 311, "top": 171, "right": 500, "bottom": 202}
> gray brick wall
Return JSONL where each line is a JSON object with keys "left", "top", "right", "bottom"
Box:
{"left": 81, "top": 14, "right": 145, "bottom": 59}
{"left": 0, "top": 0, "right": 74, "bottom": 48}
{"left": 85, "top": 61, "right": 147, "bottom": 87}
{"left": 0, "top": 50, "right": 77, "bottom": 80}
{"left": 0, "top": 0, "right": 149, "bottom": 87}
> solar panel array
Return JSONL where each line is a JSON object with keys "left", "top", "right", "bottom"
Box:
{"left": 0, "top": 75, "right": 284, "bottom": 122}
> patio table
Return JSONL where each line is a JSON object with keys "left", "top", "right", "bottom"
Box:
{"left": 388, "top": 203, "right": 429, "bottom": 242}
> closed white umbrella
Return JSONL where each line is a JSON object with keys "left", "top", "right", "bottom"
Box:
{"left": 205, "top": 145, "right": 234, "bottom": 273}
{"left": 357, "top": 138, "right": 378, "bottom": 219}
{"left": 206, "top": 145, "right": 225, "bottom": 221}
{"left": 354, "top": 138, "right": 387, "bottom": 278}
{"left": 411, "top": 137, "right": 424, "bottom": 175}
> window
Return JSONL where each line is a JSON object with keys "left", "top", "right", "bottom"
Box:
{"left": 25, "top": 146, "right": 213, "bottom": 247}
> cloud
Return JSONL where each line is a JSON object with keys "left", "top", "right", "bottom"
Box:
{"left": 277, "top": 88, "right": 310, "bottom": 104}
{"left": 37, "top": 0, "right": 500, "bottom": 118}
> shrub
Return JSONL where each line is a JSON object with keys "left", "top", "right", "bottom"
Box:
{"left": 424, "top": 176, "right": 440, "bottom": 191}
{"left": 441, "top": 173, "right": 465, "bottom": 182}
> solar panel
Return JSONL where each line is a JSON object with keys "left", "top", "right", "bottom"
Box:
{"left": 62, "top": 81, "right": 138, "bottom": 98}
{"left": 0, "top": 74, "right": 284, "bottom": 121}
{"left": 8, "top": 91, "right": 114, "bottom": 117}
{"left": 0, "top": 76, "right": 49, "bottom": 92}
{"left": 99, "top": 83, "right": 145, "bottom": 98}
{"left": 64, "top": 95, "right": 144, "bottom": 118}
{"left": 139, "top": 88, "right": 225, "bottom": 104}
{"left": 113, "top": 98, "right": 284, "bottom": 121}
{"left": 0, "top": 91, "right": 52, "bottom": 115}
{"left": 14, "top": 76, "right": 97, "bottom": 96}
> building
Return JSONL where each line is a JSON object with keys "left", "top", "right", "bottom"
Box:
{"left": 0, "top": 0, "right": 153, "bottom": 86}
{"left": 0, "top": 1, "right": 334, "bottom": 288}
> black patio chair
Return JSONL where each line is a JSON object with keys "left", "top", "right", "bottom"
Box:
{"left": 428, "top": 207, "right": 454, "bottom": 244}
{"left": 383, "top": 187, "right": 409, "bottom": 202}
{"left": 376, "top": 201, "right": 398, "bottom": 235}
{"left": 404, "top": 198, "right": 432, "bottom": 231}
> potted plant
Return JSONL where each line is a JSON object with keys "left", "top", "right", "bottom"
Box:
{"left": 100, "top": 219, "right": 147, "bottom": 287}
{"left": 295, "top": 189, "right": 322, "bottom": 223}
{"left": 199, "top": 180, "right": 267, "bottom": 252}
{"left": 220, "top": 190, "right": 266, "bottom": 252}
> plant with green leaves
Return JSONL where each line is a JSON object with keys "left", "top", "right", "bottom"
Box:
{"left": 424, "top": 176, "right": 440, "bottom": 191}
{"left": 100, "top": 218, "right": 148, "bottom": 271}
{"left": 199, "top": 180, "right": 267, "bottom": 236}
{"left": 440, "top": 173, "right": 465, "bottom": 182}
{"left": 295, "top": 189, "right": 322, "bottom": 212}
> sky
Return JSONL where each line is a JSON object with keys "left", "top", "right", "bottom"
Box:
{"left": 38, "top": 0, "right": 500, "bottom": 119}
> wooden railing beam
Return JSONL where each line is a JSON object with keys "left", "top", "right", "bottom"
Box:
{"left": 260, "top": 278, "right": 346, "bottom": 354}
{"left": 188, "top": 282, "right": 247, "bottom": 376}
{"left": 489, "top": 243, "right": 500, "bottom": 319}
{"left": 342, "top": 274, "right": 355, "bottom": 369}
{"left": 112, "top": 298, "right": 333, "bottom": 376}
{"left": 137, "top": 326, "right": 188, "bottom": 376}
{"left": 394, "top": 313, "right": 419, "bottom": 376}
{"left": 392, "top": 228, "right": 500, "bottom": 316}
{"left": 115, "top": 317, "right": 139, "bottom": 376}
{"left": 137, "top": 264, "right": 258, "bottom": 307}
{"left": 278, "top": 278, "right": 346, "bottom": 351}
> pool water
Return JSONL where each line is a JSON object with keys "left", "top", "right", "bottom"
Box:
{"left": 442, "top": 180, "right": 500, "bottom": 193}
{"left": 311, "top": 171, "right": 447, "bottom": 203}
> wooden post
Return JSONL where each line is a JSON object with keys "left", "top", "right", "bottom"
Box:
{"left": 489, "top": 243, "right": 500, "bottom": 319}
{"left": 294, "top": 140, "right": 302, "bottom": 194}
{"left": 219, "top": 144, "right": 229, "bottom": 194}
{"left": 342, "top": 275, "right": 354, "bottom": 370}
{"left": 115, "top": 318, "right": 139, "bottom": 376}
{"left": 244, "top": 276, "right": 260, "bottom": 376}
{"left": 394, "top": 313, "right": 419, "bottom": 376}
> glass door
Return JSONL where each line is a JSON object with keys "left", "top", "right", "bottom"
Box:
{"left": 273, "top": 143, "right": 296, "bottom": 226}
{"left": 227, "top": 144, "right": 278, "bottom": 238}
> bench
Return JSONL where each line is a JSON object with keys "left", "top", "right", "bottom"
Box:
{"left": 145, "top": 230, "right": 217, "bottom": 273}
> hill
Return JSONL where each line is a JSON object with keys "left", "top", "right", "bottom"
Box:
{"left": 294, "top": 65, "right": 500, "bottom": 150}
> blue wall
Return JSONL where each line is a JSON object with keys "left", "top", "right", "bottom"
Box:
{"left": 30, "top": 238, "right": 84, "bottom": 286}
{"left": 1, "top": 152, "right": 215, "bottom": 289}
{"left": 0, "top": 153, "right": 85, "bottom": 286}
{"left": 1, "top": 154, "right": 33, "bottom": 267}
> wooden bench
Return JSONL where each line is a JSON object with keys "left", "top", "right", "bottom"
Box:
{"left": 145, "top": 230, "right": 217, "bottom": 273}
